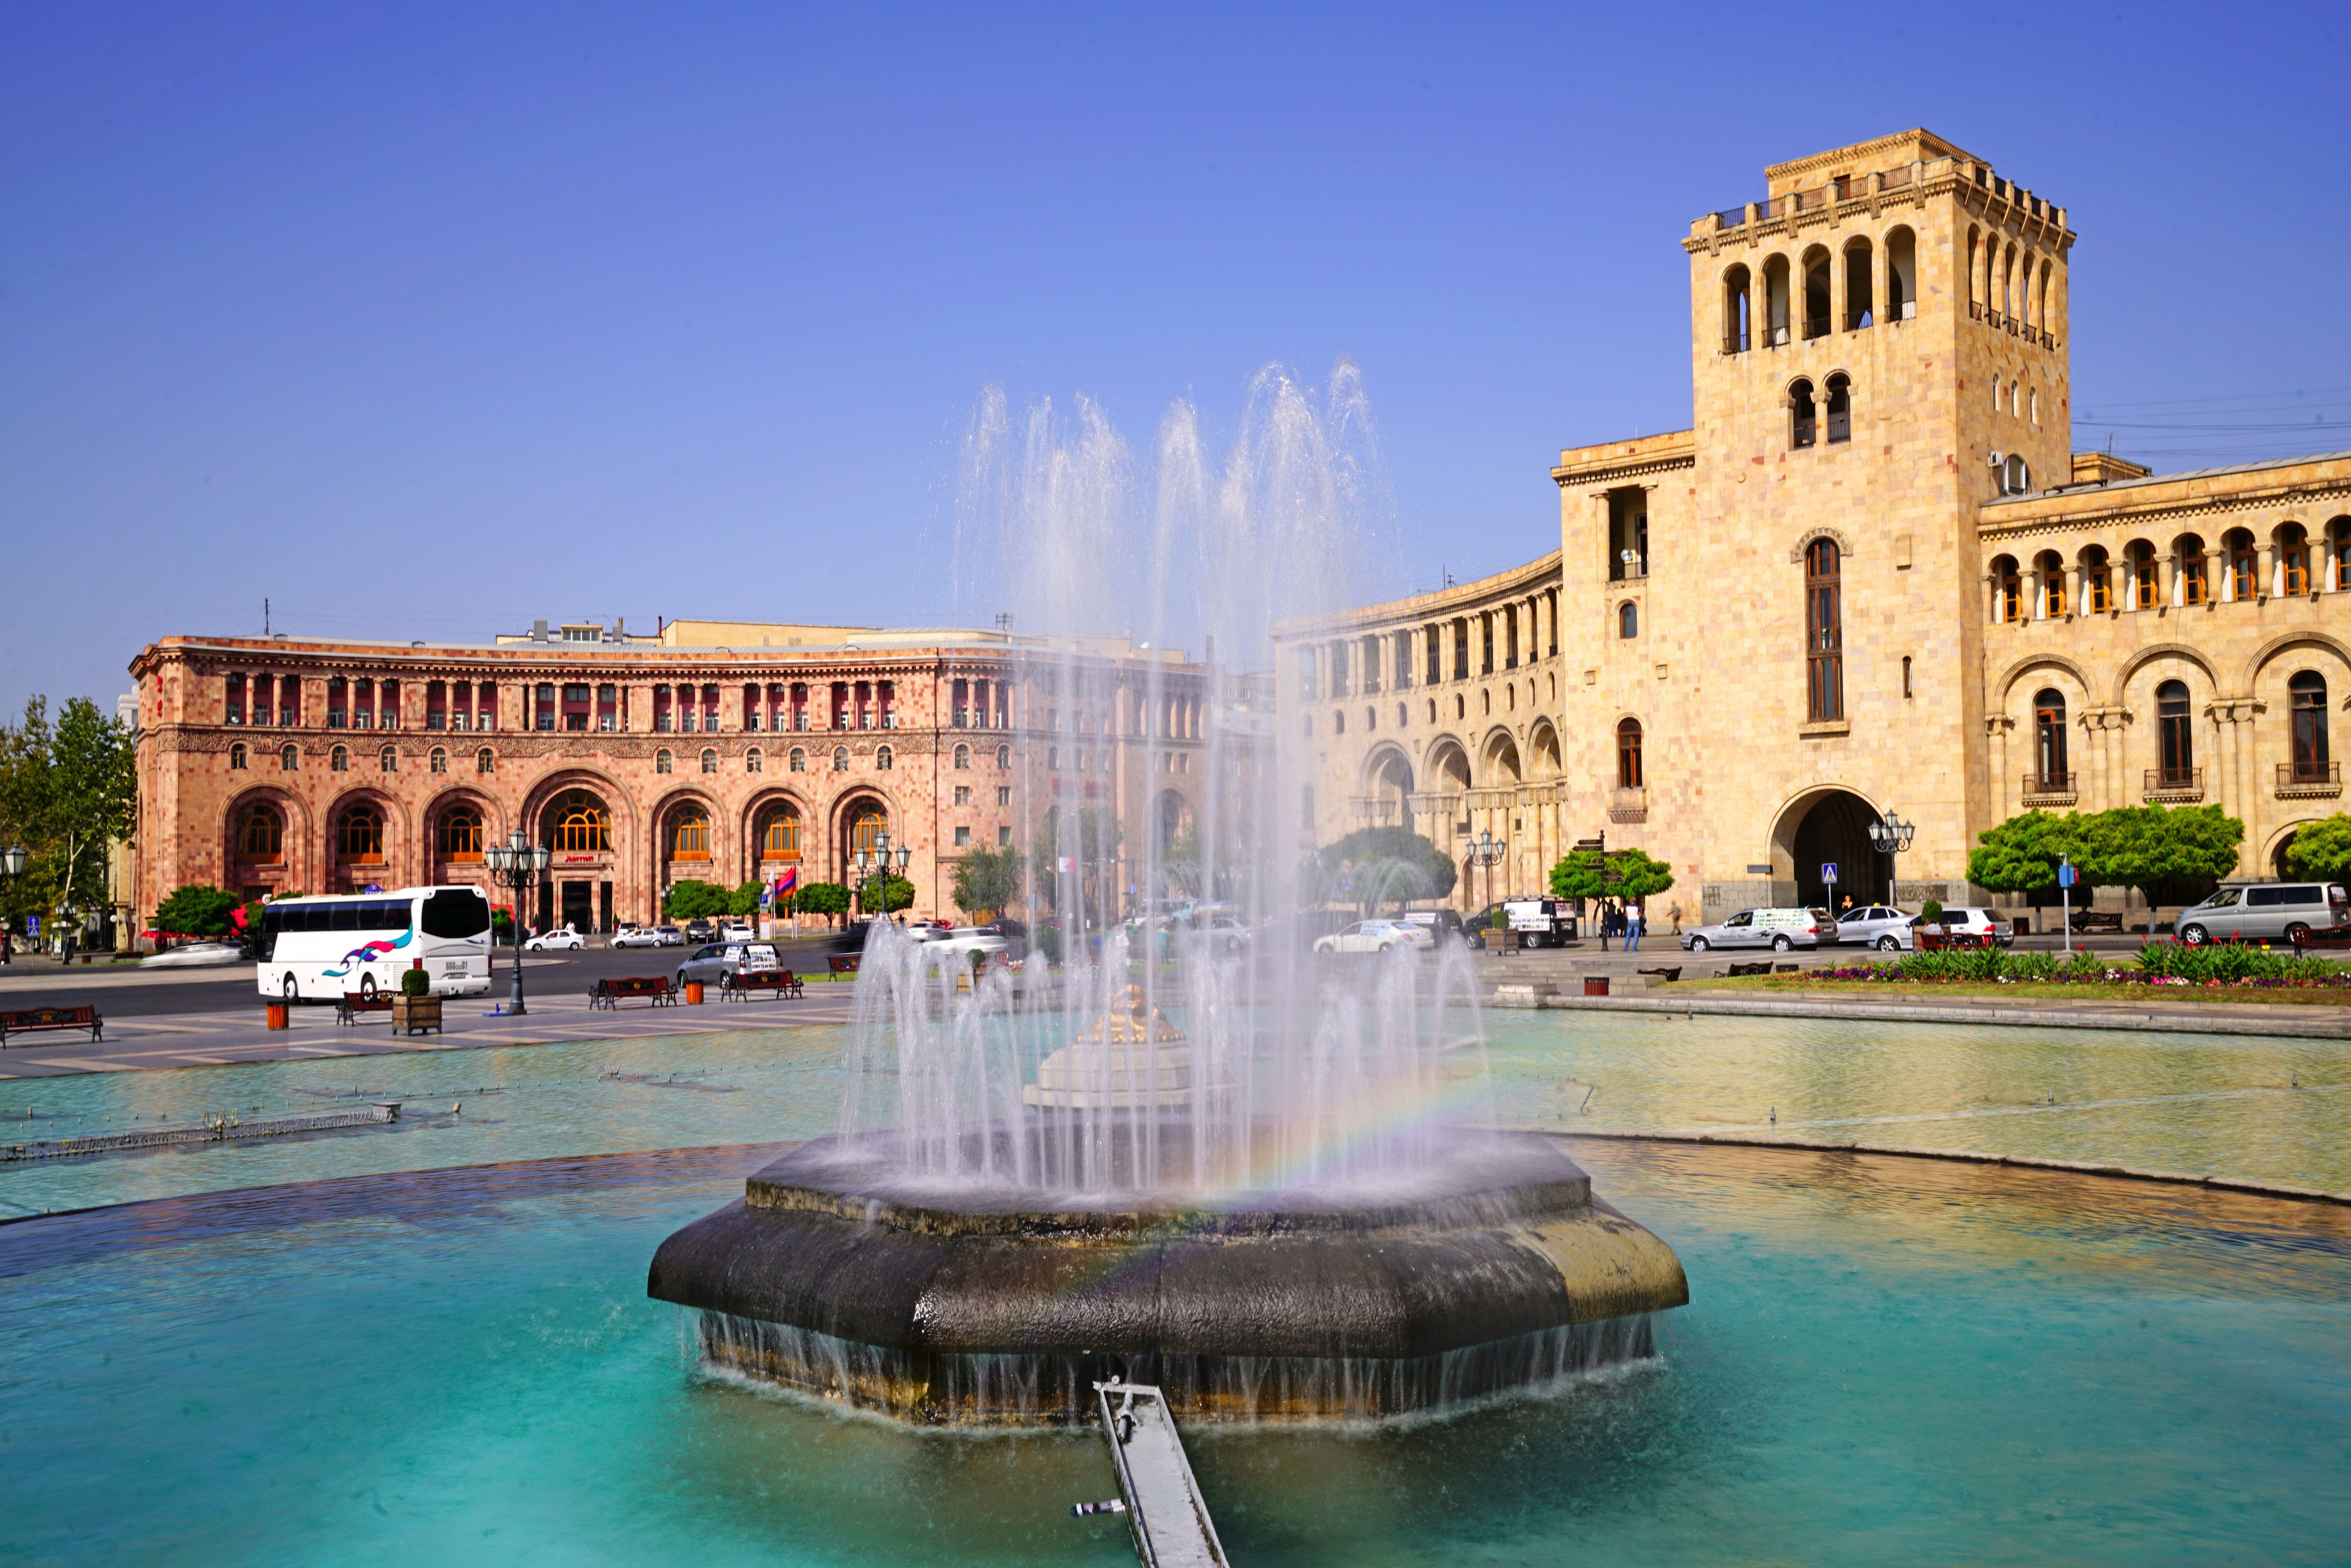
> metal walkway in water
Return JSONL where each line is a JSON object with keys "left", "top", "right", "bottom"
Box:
{"left": 1087, "top": 1381, "right": 1229, "bottom": 1568}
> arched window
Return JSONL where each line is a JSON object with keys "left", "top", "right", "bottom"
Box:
{"left": 2004, "top": 454, "right": 2030, "bottom": 494}
{"left": 281, "top": 744, "right": 300, "bottom": 771}
{"left": 996, "top": 744, "right": 1011, "bottom": 768}
{"left": 759, "top": 805, "right": 802, "bottom": 861}
{"left": 2178, "top": 535, "right": 2209, "bottom": 605}
{"left": 1824, "top": 373, "right": 1851, "bottom": 443}
{"left": 876, "top": 745, "right": 894, "bottom": 770}
{"left": 2037, "top": 551, "right": 2068, "bottom": 617}
{"left": 330, "top": 745, "right": 350, "bottom": 772}
{"left": 475, "top": 748, "right": 494, "bottom": 774}
{"left": 790, "top": 748, "right": 806, "bottom": 771}
{"left": 1842, "top": 238, "right": 1873, "bottom": 330}
{"left": 2129, "top": 542, "right": 2159, "bottom": 609}
{"left": 1396, "top": 702, "right": 1407, "bottom": 728}
{"left": 1454, "top": 693, "right": 1466, "bottom": 720}
{"left": 954, "top": 744, "right": 970, "bottom": 769}
{"left": 2331, "top": 518, "right": 2351, "bottom": 591}
{"left": 832, "top": 747, "right": 849, "bottom": 771}
{"left": 700, "top": 748, "right": 718, "bottom": 774}
{"left": 1426, "top": 699, "right": 1437, "bottom": 724}
{"left": 1762, "top": 253, "right": 1791, "bottom": 345}
{"left": 1618, "top": 601, "right": 1638, "bottom": 639}
{"left": 1721, "top": 263, "right": 1752, "bottom": 352}
{"left": 1804, "top": 538, "right": 1843, "bottom": 721}
{"left": 1791, "top": 378, "right": 1817, "bottom": 448}
{"left": 437, "top": 804, "right": 485, "bottom": 860}
{"left": 547, "top": 790, "right": 610, "bottom": 853}
{"left": 670, "top": 807, "right": 710, "bottom": 862}
{"left": 229, "top": 742, "right": 248, "bottom": 770}
{"left": 2280, "top": 524, "right": 2312, "bottom": 596}
{"left": 2226, "top": 530, "right": 2257, "bottom": 601}
{"left": 338, "top": 803, "right": 384, "bottom": 862}
{"left": 380, "top": 745, "right": 397, "bottom": 773}
{"left": 2033, "top": 690, "right": 2069, "bottom": 787}
{"left": 2082, "top": 546, "right": 2112, "bottom": 614}
{"left": 1886, "top": 226, "right": 1916, "bottom": 320}
{"left": 848, "top": 806, "right": 887, "bottom": 860}
{"left": 430, "top": 747, "right": 448, "bottom": 773}
{"left": 1800, "top": 246, "right": 1831, "bottom": 339}
{"left": 746, "top": 747, "right": 763, "bottom": 774}
{"left": 2291, "top": 672, "right": 2331, "bottom": 781}
{"left": 1616, "top": 718, "right": 1644, "bottom": 788}
{"left": 1992, "top": 556, "right": 2021, "bottom": 622}
{"left": 1364, "top": 706, "right": 1377, "bottom": 731}
{"left": 2157, "top": 680, "right": 2195, "bottom": 786}
{"left": 1333, "top": 711, "right": 1345, "bottom": 735}
{"left": 236, "top": 804, "right": 283, "bottom": 862}
{"left": 656, "top": 749, "right": 673, "bottom": 774}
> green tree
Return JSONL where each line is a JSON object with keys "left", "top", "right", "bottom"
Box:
{"left": 795, "top": 881, "right": 852, "bottom": 923}
{"left": 727, "top": 879, "right": 766, "bottom": 918}
{"left": 2285, "top": 815, "right": 2351, "bottom": 880}
{"left": 1030, "top": 807, "right": 1123, "bottom": 914}
{"left": 664, "top": 879, "right": 732, "bottom": 920}
{"left": 0, "top": 696, "right": 138, "bottom": 943}
{"left": 155, "top": 884, "right": 240, "bottom": 936}
{"left": 2086, "top": 804, "right": 2243, "bottom": 905}
{"left": 1967, "top": 810, "right": 2089, "bottom": 893}
{"left": 1548, "top": 847, "right": 1675, "bottom": 903}
{"left": 868, "top": 874, "right": 916, "bottom": 915}
{"left": 951, "top": 844, "right": 1023, "bottom": 919}
{"left": 1312, "top": 827, "right": 1458, "bottom": 911}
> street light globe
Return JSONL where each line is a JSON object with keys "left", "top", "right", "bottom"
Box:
{"left": 0, "top": 845, "right": 25, "bottom": 878}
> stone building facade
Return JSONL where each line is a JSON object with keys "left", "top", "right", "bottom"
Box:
{"left": 1280, "top": 129, "right": 2351, "bottom": 920}
{"left": 126, "top": 621, "right": 1221, "bottom": 932}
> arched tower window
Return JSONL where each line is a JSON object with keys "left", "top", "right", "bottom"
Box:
{"left": 2280, "top": 524, "right": 2312, "bottom": 596}
{"left": 1804, "top": 538, "right": 1843, "bottom": 722}
{"left": 1824, "top": 373, "right": 1851, "bottom": 443}
{"left": 1842, "top": 238, "right": 1873, "bottom": 330}
{"left": 876, "top": 745, "right": 894, "bottom": 770}
{"left": 954, "top": 744, "right": 970, "bottom": 769}
{"left": 2226, "top": 530, "right": 2257, "bottom": 601}
{"left": 1790, "top": 379, "right": 1817, "bottom": 449}
{"left": 2157, "top": 681, "right": 2195, "bottom": 786}
{"left": 2082, "top": 546, "right": 2112, "bottom": 614}
{"left": 1800, "top": 247, "right": 1831, "bottom": 339}
{"left": 429, "top": 747, "right": 448, "bottom": 773}
{"left": 1992, "top": 556, "right": 2023, "bottom": 623}
{"left": 379, "top": 745, "right": 397, "bottom": 773}
{"left": 475, "top": 748, "right": 494, "bottom": 774}
{"left": 330, "top": 746, "right": 350, "bottom": 772}
{"left": 1616, "top": 718, "right": 1644, "bottom": 789}
{"left": 1762, "top": 254, "right": 1791, "bottom": 345}
{"left": 832, "top": 746, "right": 849, "bottom": 771}
{"left": 2036, "top": 551, "right": 2068, "bottom": 617}
{"left": 1886, "top": 226, "right": 1917, "bottom": 320}
{"left": 700, "top": 748, "right": 718, "bottom": 774}
{"left": 790, "top": 748, "right": 807, "bottom": 771}
{"left": 995, "top": 744, "right": 1011, "bottom": 768}
{"left": 655, "top": 749, "right": 674, "bottom": 774}
{"left": 2032, "top": 689, "right": 2069, "bottom": 787}
{"left": 2291, "top": 672, "right": 2331, "bottom": 781}
{"left": 281, "top": 744, "right": 300, "bottom": 771}
{"left": 2178, "top": 535, "right": 2209, "bottom": 606}
{"left": 746, "top": 747, "right": 763, "bottom": 774}
{"left": 229, "top": 742, "right": 247, "bottom": 770}
{"left": 2128, "top": 543, "right": 2159, "bottom": 609}
{"left": 1617, "top": 601, "right": 1638, "bottom": 639}
{"left": 1721, "top": 264, "right": 1752, "bottom": 352}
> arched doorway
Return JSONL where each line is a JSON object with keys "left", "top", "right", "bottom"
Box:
{"left": 1780, "top": 789, "right": 1888, "bottom": 910}
{"left": 1363, "top": 748, "right": 1414, "bottom": 831}
{"left": 541, "top": 788, "right": 614, "bottom": 933}
{"left": 839, "top": 799, "right": 891, "bottom": 915}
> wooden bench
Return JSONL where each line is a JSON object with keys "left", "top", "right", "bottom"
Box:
{"left": 723, "top": 969, "right": 805, "bottom": 1000}
{"left": 2070, "top": 910, "right": 2126, "bottom": 934}
{"left": 589, "top": 976, "right": 678, "bottom": 1010}
{"left": 337, "top": 992, "right": 395, "bottom": 1026}
{"left": 1721, "top": 961, "right": 1772, "bottom": 978}
{"left": 1636, "top": 966, "right": 1683, "bottom": 983}
{"left": 827, "top": 955, "right": 860, "bottom": 976}
{"left": 0, "top": 1005, "right": 104, "bottom": 1046}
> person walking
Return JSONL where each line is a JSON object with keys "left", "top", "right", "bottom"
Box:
{"left": 1625, "top": 897, "right": 1645, "bottom": 953}
{"left": 1667, "top": 901, "right": 1683, "bottom": 936}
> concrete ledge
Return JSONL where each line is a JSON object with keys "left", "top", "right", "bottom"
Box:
{"left": 1487, "top": 988, "right": 2351, "bottom": 1039}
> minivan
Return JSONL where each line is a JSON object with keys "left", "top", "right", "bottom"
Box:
{"left": 2176, "top": 883, "right": 2350, "bottom": 946}
{"left": 1681, "top": 907, "right": 1831, "bottom": 952}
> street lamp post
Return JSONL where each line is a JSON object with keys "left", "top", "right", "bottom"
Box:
{"left": 0, "top": 845, "right": 25, "bottom": 966}
{"left": 1865, "top": 810, "right": 1917, "bottom": 911}
{"left": 1470, "top": 828, "right": 1507, "bottom": 943}
{"left": 482, "top": 829, "right": 551, "bottom": 1015}
{"left": 854, "top": 831, "right": 913, "bottom": 920}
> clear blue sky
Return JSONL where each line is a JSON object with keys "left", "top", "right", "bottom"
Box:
{"left": 6, "top": 1, "right": 2347, "bottom": 713}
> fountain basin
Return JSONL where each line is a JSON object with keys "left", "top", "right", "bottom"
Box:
{"left": 646, "top": 1128, "right": 1688, "bottom": 1424}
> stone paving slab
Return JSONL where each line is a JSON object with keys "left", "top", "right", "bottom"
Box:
{"left": 1492, "top": 987, "right": 2351, "bottom": 1039}
{"left": 0, "top": 984, "right": 858, "bottom": 1079}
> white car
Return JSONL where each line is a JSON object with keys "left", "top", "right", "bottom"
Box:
{"left": 1313, "top": 920, "right": 1435, "bottom": 954}
{"left": 718, "top": 922, "right": 755, "bottom": 943}
{"left": 141, "top": 940, "right": 247, "bottom": 968}
{"left": 524, "top": 928, "right": 586, "bottom": 952}
{"left": 609, "top": 926, "right": 664, "bottom": 949}
{"left": 1926, "top": 907, "right": 2015, "bottom": 947}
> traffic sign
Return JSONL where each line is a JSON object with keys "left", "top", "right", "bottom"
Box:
{"left": 1820, "top": 862, "right": 1839, "bottom": 885}
{"left": 2057, "top": 862, "right": 2077, "bottom": 889}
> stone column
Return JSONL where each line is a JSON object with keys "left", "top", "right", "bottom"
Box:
{"left": 2260, "top": 543, "right": 2279, "bottom": 601}
{"left": 2233, "top": 701, "right": 2261, "bottom": 872}
{"left": 1987, "top": 716, "right": 2013, "bottom": 824}
{"left": 2065, "top": 565, "right": 2082, "bottom": 619}
{"left": 1982, "top": 572, "right": 1998, "bottom": 625}
{"left": 2204, "top": 547, "right": 2224, "bottom": 607}
{"left": 2110, "top": 557, "right": 2128, "bottom": 615}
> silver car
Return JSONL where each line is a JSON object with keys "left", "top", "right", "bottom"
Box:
{"left": 674, "top": 942, "right": 781, "bottom": 988}
{"left": 2176, "top": 882, "right": 2349, "bottom": 946}
{"left": 1832, "top": 905, "right": 1916, "bottom": 951}
{"left": 1681, "top": 907, "right": 1830, "bottom": 952}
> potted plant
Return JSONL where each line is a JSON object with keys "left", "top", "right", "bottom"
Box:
{"left": 1487, "top": 907, "right": 1517, "bottom": 952}
{"left": 1916, "top": 898, "right": 1947, "bottom": 952}
{"left": 391, "top": 964, "right": 442, "bottom": 1036}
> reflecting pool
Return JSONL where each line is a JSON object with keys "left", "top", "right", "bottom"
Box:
{"left": 4, "top": 1138, "right": 2347, "bottom": 1565}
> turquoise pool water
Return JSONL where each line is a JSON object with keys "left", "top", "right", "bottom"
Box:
{"left": 4, "top": 1010, "right": 2346, "bottom": 1215}
{"left": 4, "top": 1138, "right": 2346, "bottom": 1565}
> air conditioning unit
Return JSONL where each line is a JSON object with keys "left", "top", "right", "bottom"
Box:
{"left": 1987, "top": 451, "right": 2005, "bottom": 467}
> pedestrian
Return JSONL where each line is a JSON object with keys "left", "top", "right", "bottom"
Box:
{"left": 1667, "top": 901, "right": 1683, "bottom": 936}
{"left": 1625, "top": 897, "right": 1645, "bottom": 953}
{"left": 1840, "top": 894, "right": 1853, "bottom": 916}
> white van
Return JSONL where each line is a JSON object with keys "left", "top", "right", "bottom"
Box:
{"left": 2176, "top": 883, "right": 2350, "bottom": 945}
{"left": 1682, "top": 907, "right": 1832, "bottom": 952}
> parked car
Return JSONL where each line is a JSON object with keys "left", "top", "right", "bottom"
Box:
{"left": 2175, "top": 882, "right": 2351, "bottom": 946}
{"left": 610, "top": 925, "right": 664, "bottom": 949}
{"left": 1398, "top": 908, "right": 1467, "bottom": 945}
{"left": 654, "top": 926, "right": 686, "bottom": 947}
{"left": 1313, "top": 920, "right": 1435, "bottom": 954}
{"left": 1832, "top": 904, "right": 1916, "bottom": 951}
{"left": 1465, "top": 898, "right": 1574, "bottom": 949}
{"left": 929, "top": 925, "right": 1009, "bottom": 960}
{"left": 1681, "top": 907, "right": 1831, "bottom": 952}
{"left": 140, "top": 940, "right": 247, "bottom": 969}
{"left": 676, "top": 942, "right": 782, "bottom": 989}
{"left": 684, "top": 919, "right": 715, "bottom": 943}
{"left": 718, "top": 922, "right": 755, "bottom": 943}
{"left": 1925, "top": 907, "right": 2016, "bottom": 948}
{"left": 525, "top": 927, "right": 585, "bottom": 952}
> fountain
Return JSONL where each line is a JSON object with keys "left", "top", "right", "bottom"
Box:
{"left": 647, "top": 367, "right": 1688, "bottom": 1424}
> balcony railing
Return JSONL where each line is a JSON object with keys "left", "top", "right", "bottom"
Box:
{"left": 2145, "top": 767, "right": 2204, "bottom": 800}
{"left": 1842, "top": 309, "right": 1872, "bottom": 331}
{"left": 2021, "top": 772, "right": 2078, "bottom": 802}
{"left": 1722, "top": 330, "right": 1750, "bottom": 354}
{"left": 2279, "top": 760, "right": 2343, "bottom": 795}
{"left": 1802, "top": 314, "right": 1831, "bottom": 340}
{"left": 1608, "top": 787, "right": 1648, "bottom": 823}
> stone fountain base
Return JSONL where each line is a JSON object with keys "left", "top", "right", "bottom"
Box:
{"left": 647, "top": 1128, "right": 1688, "bottom": 1425}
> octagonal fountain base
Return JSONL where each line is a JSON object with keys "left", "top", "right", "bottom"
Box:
{"left": 647, "top": 1128, "right": 1688, "bottom": 1425}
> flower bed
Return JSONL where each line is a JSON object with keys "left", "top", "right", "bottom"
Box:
{"left": 1795, "top": 944, "right": 2351, "bottom": 990}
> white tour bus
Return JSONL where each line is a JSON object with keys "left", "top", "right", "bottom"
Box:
{"left": 255, "top": 886, "right": 496, "bottom": 1002}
